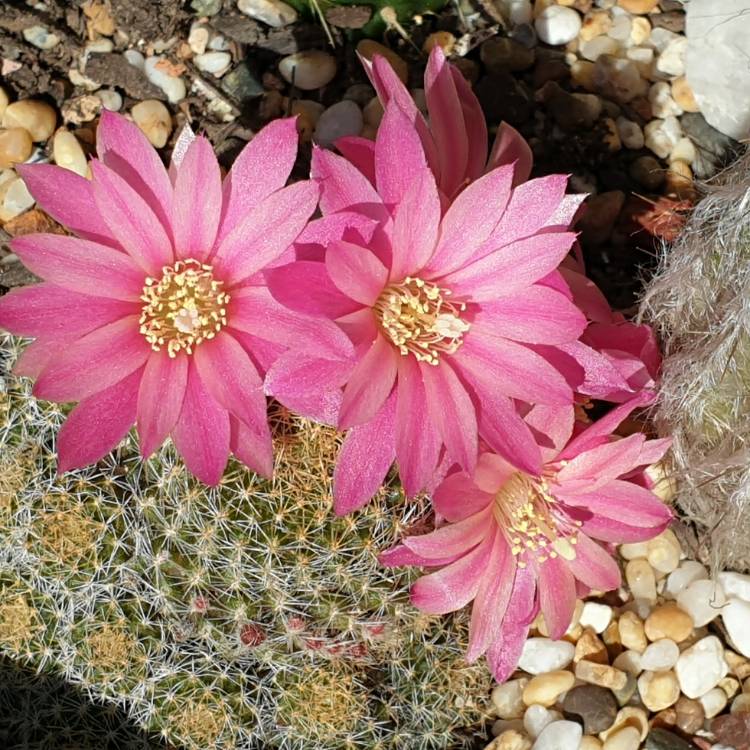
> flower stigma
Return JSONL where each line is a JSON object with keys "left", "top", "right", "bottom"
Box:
{"left": 373, "top": 276, "right": 470, "bottom": 365}
{"left": 139, "top": 259, "right": 230, "bottom": 357}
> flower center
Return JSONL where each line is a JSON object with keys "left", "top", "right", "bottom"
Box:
{"left": 139, "top": 259, "right": 230, "bottom": 357}
{"left": 373, "top": 276, "right": 470, "bottom": 366}
{"left": 493, "top": 473, "right": 580, "bottom": 567}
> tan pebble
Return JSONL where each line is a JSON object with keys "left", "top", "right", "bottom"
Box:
{"left": 0, "top": 175, "right": 35, "bottom": 222}
{"left": 2, "top": 99, "right": 56, "bottom": 142}
{"left": 581, "top": 737, "right": 603, "bottom": 750}
{"left": 617, "top": 0, "right": 658, "bottom": 12}
{"left": 645, "top": 603, "right": 694, "bottom": 643}
{"left": 52, "top": 129, "right": 87, "bottom": 177}
{"left": 732, "top": 693, "right": 750, "bottom": 713}
{"left": 602, "top": 620, "right": 622, "bottom": 650}
{"left": 575, "top": 629, "right": 609, "bottom": 664}
{"left": 725, "top": 650, "right": 750, "bottom": 680}
{"left": 721, "top": 676, "right": 742, "bottom": 699}
{"left": 665, "top": 160, "right": 694, "bottom": 198}
{"left": 290, "top": 99, "right": 324, "bottom": 142}
{"left": 602, "top": 726, "right": 640, "bottom": 750}
{"left": 0, "top": 128, "right": 33, "bottom": 169}
{"left": 422, "top": 31, "right": 455, "bottom": 56}
{"left": 487, "top": 729, "right": 532, "bottom": 750}
{"left": 673, "top": 696, "right": 704, "bottom": 733}
{"left": 601, "top": 707, "right": 649, "bottom": 742}
{"left": 570, "top": 60, "right": 596, "bottom": 91}
{"left": 0, "top": 87, "right": 8, "bottom": 119}
{"left": 131, "top": 100, "right": 172, "bottom": 148}
{"left": 522, "top": 671, "right": 575, "bottom": 707}
{"left": 278, "top": 50, "right": 337, "bottom": 90}
{"left": 637, "top": 670, "right": 680, "bottom": 711}
{"left": 612, "top": 650, "right": 643, "bottom": 677}
{"left": 356, "top": 40, "right": 408, "bottom": 84}
{"left": 620, "top": 542, "right": 649, "bottom": 561}
{"left": 625, "top": 559, "right": 657, "bottom": 603}
{"left": 619, "top": 612, "right": 648, "bottom": 653}
{"left": 575, "top": 660, "right": 627, "bottom": 690}
{"left": 630, "top": 16, "right": 651, "bottom": 45}
{"left": 671, "top": 77, "right": 700, "bottom": 113}
{"left": 580, "top": 11, "right": 613, "bottom": 41}
{"left": 652, "top": 708, "right": 678, "bottom": 728}
{"left": 647, "top": 529, "right": 681, "bottom": 574}
{"left": 699, "top": 686, "right": 728, "bottom": 718}
{"left": 645, "top": 461, "right": 677, "bottom": 505}
{"left": 492, "top": 719, "right": 525, "bottom": 737}
{"left": 492, "top": 678, "right": 528, "bottom": 720}
{"left": 363, "top": 96, "right": 384, "bottom": 128}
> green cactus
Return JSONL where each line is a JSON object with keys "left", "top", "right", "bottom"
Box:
{"left": 0, "top": 333, "right": 492, "bottom": 750}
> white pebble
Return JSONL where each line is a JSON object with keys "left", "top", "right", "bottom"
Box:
{"left": 314, "top": 101, "right": 363, "bottom": 149}
{"left": 608, "top": 15, "right": 632, "bottom": 43}
{"left": 123, "top": 49, "right": 145, "bottom": 70}
{"left": 649, "top": 27, "right": 680, "bottom": 53}
{"left": 603, "top": 725, "right": 641, "bottom": 750}
{"left": 644, "top": 116, "right": 683, "bottom": 159}
{"left": 144, "top": 56, "right": 187, "bottom": 103}
{"left": 580, "top": 35, "right": 620, "bottom": 62}
{"left": 722, "top": 598, "right": 750, "bottom": 658}
{"left": 22, "top": 25, "right": 60, "bottom": 50}
{"left": 237, "top": 0, "right": 298, "bottom": 27}
{"left": 656, "top": 36, "right": 688, "bottom": 77}
{"left": 188, "top": 24, "right": 210, "bottom": 55}
{"left": 616, "top": 117, "right": 644, "bottom": 149}
{"left": 518, "top": 639, "right": 576, "bottom": 675}
{"left": 670, "top": 136, "right": 696, "bottom": 164}
{"left": 677, "top": 579, "right": 726, "bottom": 627}
{"left": 84, "top": 39, "right": 114, "bottom": 55}
{"left": 194, "top": 51, "right": 232, "bottom": 77}
{"left": 492, "top": 678, "right": 528, "bottom": 720}
{"left": 52, "top": 129, "right": 87, "bottom": 177}
{"left": 641, "top": 639, "right": 680, "bottom": 671}
{"left": 626, "top": 46, "right": 655, "bottom": 78}
{"left": 675, "top": 636, "right": 729, "bottom": 699}
{"left": 699, "top": 687, "right": 728, "bottom": 718}
{"left": 534, "top": 5, "right": 582, "bottom": 46}
{"left": 613, "top": 649, "right": 643, "bottom": 676}
{"left": 717, "top": 572, "right": 750, "bottom": 603}
{"left": 579, "top": 602, "right": 613, "bottom": 634}
{"left": 279, "top": 50, "right": 337, "bottom": 90}
{"left": 208, "top": 34, "right": 230, "bottom": 51}
{"left": 532, "top": 720, "right": 582, "bottom": 750}
{"left": 620, "top": 542, "right": 649, "bottom": 560}
{"left": 0, "top": 175, "right": 35, "bottom": 222}
{"left": 523, "top": 705, "right": 561, "bottom": 740}
{"left": 96, "top": 89, "right": 123, "bottom": 112}
{"left": 649, "top": 81, "right": 683, "bottom": 118}
{"left": 665, "top": 561, "right": 708, "bottom": 598}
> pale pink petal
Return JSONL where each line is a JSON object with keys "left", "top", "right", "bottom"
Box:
{"left": 311, "top": 146, "right": 383, "bottom": 215}
{"left": 432, "top": 470, "right": 494, "bottom": 523}
{"left": 544, "top": 194, "right": 588, "bottom": 232}
{"left": 90, "top": 160, "right": 173, "bottom": 275}
{"left": 404, "top": 506, "right": 492, "bottom": 560}
{"left": 487, "top": 122, "right": 533, "bottom": 186}
{"left": 56, "top": 368, "right": 142, "bottom": 473}
{"left": 294, "top": 210, "right": 377, "bottom": 249}
{"left": 326, "top": 240, "right": 388, "bottom": 306}
{"left": 34, "top": 316, "right": 150, "bottom": 402}
{"left": 337, "top": 306, "right": 379, "bottom": 347}
{"left": 566, "top": 533, "right": 621, "bottom": 591}
{"left": 13, "top": 338, "right": 64, "bottom": 379}
{"left": 473, "top": 451, "right": 519, "bottom": 494}
{"left": 172, "top": 136, "right": 222, "bottom": 261}
{"left": 17, "top": 164, "right": 115, "bottom": 244}
{"left": 339, "top": 334, "right": 398, "bottom": 429}
{"left": 557, "top": 433, "right": 646, "bottom": 488}
{"left": 421, "top": 358, "right": 478, "bottom": 472}
{"left": 230, "top": 329, "right": 284, "bottom": 374}
{"left": 333, "top": 391, "right": 396, "bottom": 514}
{"left": 11, "top": 234, "right": 145, "bottom": 301}
{"left": 217, "top": 118, "right": 299, "bottom": 243}
{"left": 395, "top": 356, "right": 441, "bottom": 496}
{"left": 637, "top": 438, "right": 672, "bottom": 467}
{"left": 230, "top": 415, "right": 273, "bottom": 478}
{"left": 168, "top": 122, "right": 196, "bottom": 178}
{"left": 335, "top": 136, "right": 376, "bottom": 185}
{"left": 379, "top": 544, "right": 460, "bottom": 568}
{"left": 537, "top": 555, "right": 577, "bottom": 639}
{"left": 0, "top": 284, "right": 136, "bottom": 339}
{"left": 136, "top": 351, "right": 188, "bottom": 458}
{"left": 524, "top": 404, "right": 575, "bottom": 462}
{"left": 213, "top": 181, "right": 319, "bottom": 285}
{"left": 450, "top": 62, "right": 488, "bottom": 183}
{"left": 172, "top": 362, "right": 230, "bottom": 485}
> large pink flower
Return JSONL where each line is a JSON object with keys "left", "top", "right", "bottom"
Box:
{"left": 265, "top": 97, "right": 591, "bottom": 514}
{"left": 0, "top": 112, "right": 349, "bottom": 483}
{"left": 380, "top": 395, "right": 672, "bottom": 681}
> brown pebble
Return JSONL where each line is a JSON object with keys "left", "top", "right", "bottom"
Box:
{"left": 2, "top": 99, "right": 57, "bottom": 142}
{"left": 576, "top": 629, "right": 609, "bottom": 665}
{"left": 422, "top": 31, "right": 455, "bottom": 56}
{"left": 619, "top": 612, "right": 648, "bottom": 653}
{"left": 563, "top": 684, "right": 618, "bottom": 734}
{"left": 712, "top": 713, "right": 750, "bottom": 750}
{"left": 356, "top": 40, "right": 408, "bottom": 84}
{"left": 674, "top": 696, "right": 705, "bottom": 734}
{"left": 644, "top": 604, "right": 694, "bottom": 644}
{"left": 651, "top": 707, "right": 678, "bottom": 729}
{"left": 0, "top": 127, "right": 33, "bottom": 169}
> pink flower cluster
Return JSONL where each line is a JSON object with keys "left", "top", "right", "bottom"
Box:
{"left": 0, "top": 48, "right": 670, "bottom": 680}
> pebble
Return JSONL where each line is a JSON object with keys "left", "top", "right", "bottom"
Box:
{"left": 490, "top": 729, "right": 532, "bottom": 750}
{"left": 188, "top": 23, "right": 210, "bottom": 55}
{"left": 674, "top": 696, "right": 705, "bottom": 734}
{"left": 626, "top": 46, "right": 655, "bottom": 78}
{"left": 194, "top": 51, "right": 232, "bottom": 77}
{"left": 593, "top": 56, "right": 645, "bottom": 103}
{"left": 131, "top": 100, "right": 173, "bottom": 148}
{"left": 614, "top": 650, "right": 644, "bottom": 676}
{"left": 644, "top": 727, "right": 699, "bottom": 750}
{"left": 22, "top": 25, "right": 61, "bottom": 50}
{"left": 563, "top": 684, "right": 618, "bottom": 733}
{"left": 718, "top": 572, "right": 750, "bottom": 603}
{"left": 52, "top": 130, "right": 87, "bottom": 177}
{"left": 279, "top": 50, "right": 337, "bottom": 90}
{"left": 534, "top": 5, "right": 582, "bottom": 45}
{"left": 96, "top": 89, "right": 123, "bottom": 112}
{"left": 144, "top": 57, "right": 187, "bottom": 103}
{"left": 313, "top": 101, "right": 363, "bottom": 148}
{"left": 221, "top": 62, "right": 263, "bottom": 102}
{"left": 291, "top": 99, "right": 324, "bottom": 141}
{"left": 356, "top": 41, "right": 408, "bottom": 84}
{"left": 576, "top": 629, "right": 609, "bottom": 664}
{"left": 0, "top": 128, "right": 33, "bottom": 169}
{"left": 638, "top": 670, "right": 681, "bottom": 711}
{"left": 621, "top": 542, "right": 650, "bottom": 561}
{"left": 580, "top": 10, "right": 612, "bottom": 41}
{"left": 645, "top": 603, "right": 694, "bottom": 643}
{"left": 670, "top": 136, "right": 696, "bottom": 164}
{"left": 652, "top": 11, "right": 685, "bottom": 33}
{"left": 649, "top": 81, "right": 683, "bottom": 118}
{"left": 630, "top": 16, "right": 652, "bottom": 45}
{"left": 642, "top": 640, "right": 680, "bottom": 671}
{"left": 608, "top": 14, "right": 633, "bottom": 43}
{"left": 712, "top": 714, "right": 750, "bottom": 750}
{"left": 656, "top": 37, "right": 688, "bottom": 77}
{"left": 616, "top": 117, "right": 645, "bottom": 149}
{"left": 700, "top": 687, "right": 728, "bottom": 719}
{"left": 519, "top": 639, "right": 576, "bottom": 675}
{"left": 581, "top": 739, "right": 603, "bottom": 750}
{"left": 719, "top": 676, "right": 740, "bottom": 698}
{"left": 627, "top": 559, "right": 658, "bottom": 604}
{"left": 731, "top": 693, "right": 750, "bottom": 713}
{"left": 649, "top": 27, "right": 681, "bottom": 54}
{"left": 492, "top": 679, "right": 529, "bottom": 720}
{"left": 2, "top": 100, "right": 56, "bottom": 143}
{"left": 481, "top": 38, "right": 536, "bottom": 73}
{"left": 618, "top": 0, "right": 658, "bottom": 12}
{"left": 576, "top": 660, "right": 628, "bottom": 691}
{"left": 423, "top": 31, "right": 456, "bottom": 56}
{"left": 665, "top": 561, "right": 708, "bottom": 598}
{"left": 630, "top": 154, "right": 665, "bottom": 190}
{"left": 675, "top": 636, "right": 729, "bottom": 699}
{"left": 604, "top": 706, "right": 650, "bottom": 742}
{"left": 523, "top": 705, "right": 562, "bottom": 739}
{"left": 571, "top": 60, "right": 596, "bottom": 90}
{"left": 580, "top": 36, "right": 620, "bottom": 62}
{"left": 603, "top": 726, "right": 641, "bottom": 750}
{"left": 722, "top": 598, "right": 750, "bottom": 658}
{"left": 237, "top": 0, "right": 298, "bottom": 27}
{"left": 644, "top": 116, "right": 683, "bottom": 159}
{"left": 522, "top": 671, "right": 576, "bottom": 707}
{"left": 580, "top": 602, "right": 614, "bottom": 634}
{"left": 0, "top": 175, "right": 35, "bottom": 222}
{"left": 676, "top": 579, "right": 726, "bottom": 627}
{"left": 0, "top": 88, "right": 7, "bottom": 120}
{"left": 531, "top": 720, "right": 582, "bottom": 750}
{"left": 124, "top": 49, "right": 145, "bottom": 70}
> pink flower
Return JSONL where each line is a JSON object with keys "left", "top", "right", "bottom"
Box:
{"left": 0, "top": 112, "right": 348, "bottom": 484}
{"left": 266, "top": 98, "right": 590, "bottom": 514}
{"left": 380, "top": 395, "right": 672, "bottom": 681}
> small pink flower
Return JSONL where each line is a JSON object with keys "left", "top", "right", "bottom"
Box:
{"left": 266, "top": 98, "right": 590, "bottom": 514}
{"left": 380, "top": 395, "right": 672, "bottom": 681}
{"left": 0, "top": 112, "right": 348, "bottom": 483}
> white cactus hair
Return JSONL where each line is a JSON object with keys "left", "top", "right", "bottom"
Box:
{"left": 641, "top": 146, "right": 750, "bottom": 572}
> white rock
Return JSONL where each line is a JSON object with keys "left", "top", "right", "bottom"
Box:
{"left": 675, "top": 636, "right": 729, "bottom": 699}
{"left": 677, "top": 579, "right": 726, "bottom": 626}
{"left": 620, "top": 542, "right": 649, "bottom": 560}
{"left": 641, "top": 639, "right": 680, "bottom": 671}
{"left": 626, "top": 46, "right": 655, "bottom": 78}
{"left": 580, "top": 35, "right": 620, "bottom": 62}
{"left": 123, "top": 49, "right": 145, "bottom": 70}
{"left": 603, "top": 726, "right": 641, "bottom": 750}
{"left": 84, "top": 39, "right": 114, "bottom": 56}
{"left": 194, "top": 52, "right": 232, "bottom": 77}
{"left": 492, "top": 678, "right": 528, "bottom": 720}
{"left": 314, "top": 101, "right": 363, "bottom": 149}
{"left": 699, "top": 687, "right": 728, "bottom": 719}
{"left": 649, "top": 27, "right": 681, "bottom": 54}
{"left": 519, "top": 639, "right": 576, "bottom": 675}
{"left": 656, "top": 37, "right": 688, "bottom": 78}
{"left": 717, "top": 572, "right": 750, "bottom": 603}
{"left": 649, "top": 81, "right": 683, "bottom": 118}
{"left": 608, "top": 15, "right": 632, "bottom": 43}
{"left": 0, "top": 176, "right": 35, "bottom": 222}
{"left": 534, "top": 6, "right": 581, "bottom": 46}
{"left": 96, "top": 89, "right": 123, "bottom": 112}
{"left": 613, "top": 649, "right": 643, "bottom": 676}
{"left": 144, "top": 56, "right": 187, "bottom": 103}
{"left": 616, "top": 117, "right": 644, "bottom": 149}
{"left": 671, "top": 136, "right": 696, "bottom": 164}
{"left": 208, "top": 34, "right": 230, "bottom": 51}
{"left": 237, "top": 0, "right": 298, "bottom": 27}
{"left": 532, "top": 720, "right": 582, "bottom": 750}
{"left": 579, "top": 602, "right": 613, "bottom": 634}
{"left": 52, "top": 130, "right": 87, "bottom": 177}
{"left": 492, "top": 719, "right": 526, "bottom": 737}
{"left": 666, "top": 561, "right": 709, "bottom": 598}
{"left": 279, "top": 51, "right": 337, "bottom": 90}
{"left": 644, "top": 116, "right": 683, "bottom": 159}
{"left": 523, "top": 705, "right": 561, "bottom": 740}
{"left": 23, "top": 25, "right": 60, "bottom": 50}
{"left": 188, "top": 24, "right": 210, "bottom": 55}
{"left": 722, "top": 597, "right": 750, "bottom": 658}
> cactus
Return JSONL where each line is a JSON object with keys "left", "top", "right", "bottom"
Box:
{"left": 0, "top": 333, "right": 492, "bottom": 750}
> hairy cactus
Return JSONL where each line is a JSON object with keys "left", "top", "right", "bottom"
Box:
{"left": 0, "top": 334, "right": 492, "bottom": 750}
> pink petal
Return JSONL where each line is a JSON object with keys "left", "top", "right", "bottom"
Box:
{"left": 333, "top": 391, "right": 396, "bottom": 515}
{"left": 524, "top": 404, "right": 575, "bottom": 462}
{"left": 213, "top": 180, "right": 319, "bottom": 285}
{"left": 395, "top": 356, "right": 441, "bottom": 496}
{"left": 637, "top": 437, "right": 672, "bottom": 467}
{"left": 11, "top": 234, "right": 145, "bottom": 301}
{"left": 90, "top": 160, "right": 173, "bottom": 275}
{"left": 537, "top": 555, "right": 577, "bottom": 639}
{"left": 17, "top": 164, "right": 115, "bottom": 244}
{"left": 487, "top": 123, "right": 533, "bottom": 186}
{"left": 172, "top": 362, "right": 230, "bottom": 485}
{"left": 294, "top": 210, "right": 377, "bottom": 249}
{"left": 326, "top": 240, "right": 388, "bottom": 306}
{"left": 136, "top": 351, "right": 188, "bottom": 458}
{"left": 172, "top": 136, "right": 222, "bottom": 261}
{"left": 547, "top": 340, "right": 632, "bottom": 399}
{"left": 193, "top": 331, "right": 267, "bottom": 436}
{"left": 339, "top": 334, "right": 398, "bottom": 429}
{"left": 14, "top": 337, "right": 65, "bottom": 379}
{"left": 421, "top": 358, "right": 478, "bottom": 472}
{"left": 557, "top": 433, "right": 646, "bottom": 488}
{"left": 34, "top": 316, "right": 150, "bottom": 402}
{"left": 168, "top": 122, "right": 196, "bottom": 178}
{"left": 230, "top": 415, "right": 273, "bottom": 478}
{"left": 0, "top": 284, "right": 136, "bottom": 339}
{"left": 566, "top": 533, "right": 621, "bottom": 591}
{"left": 404, "top": 505, "right": 492, "bottom": 560}
{"left": 230, "top": 328, "right": 284, "bottom": 374}
{"left": 545, "top": 194, "right": 588, "bottom": 232}
{"left": 311, "top": 146, "right": 384, "bottom": 215}
{"left": 390, "top": 168, "right": 441, "bottom": 280}
{"left": 217, "top": 117, "right": 299, "bottom": 244}
{"left": 379, "top": 544, "right": 460, "bottom": 568}
{"left": 56, "top": 368, "right": 142, "bottom": 473}
{"left": 450, "top": 61, "right": 488, "bottom": 184}
{"left": 335, "top": 136, "right": 376, "bottom": 185}
{"left": 432, "top": 469, "right": 494, "bottom": 523}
